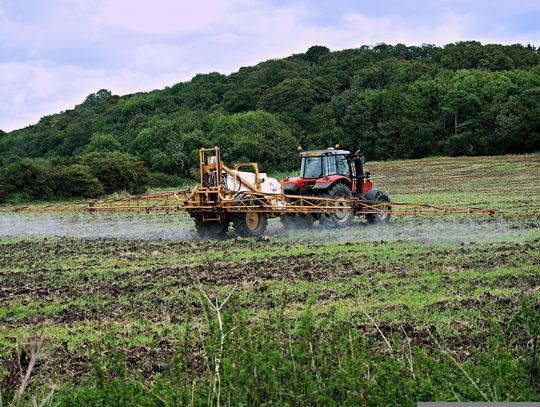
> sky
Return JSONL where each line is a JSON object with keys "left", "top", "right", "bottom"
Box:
{"left": 1, "top": 0, "right": 539, "bottom": 132}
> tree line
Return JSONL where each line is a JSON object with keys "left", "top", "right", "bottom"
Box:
{"left": 1, "top": 41, "right": 539, "bottom": 202}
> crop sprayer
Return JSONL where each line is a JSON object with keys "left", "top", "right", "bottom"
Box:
{"left": 3, "top": 146, "right": 538, "bottom": 239}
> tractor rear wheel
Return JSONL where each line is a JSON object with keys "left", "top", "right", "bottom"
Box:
{"left": 365, "top": 190, "right": 391, "bottom": 224}
{"left": 233, "top": 194, "right": 268, "bottom": 238}
{"left": 319, "top": 183, "right": 355, "bottom": 228}
{"left": 194, "top": 217, "right": 229, "bottom": 239}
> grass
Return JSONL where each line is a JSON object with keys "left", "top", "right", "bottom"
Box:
{"left": 0, "top": 153, "right": 539, "bottom": 405}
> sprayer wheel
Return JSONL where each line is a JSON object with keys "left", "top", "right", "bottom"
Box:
{"left": 233, "top": 211, "right": 268, "bottom": 237}
{"left": 232, "top": 194, "right": 268, "bottom": 238}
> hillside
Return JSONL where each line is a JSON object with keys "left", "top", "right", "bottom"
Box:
{"left": 1, "top": 41, "right": 539, "bottom": 201}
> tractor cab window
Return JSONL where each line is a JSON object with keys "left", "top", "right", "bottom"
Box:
{"left": 324, "top": 155, "right": 337, "bottom": 175}
{"left": 336, "top": 155, "right": 350, "bottom": 176}
{"left": 324, "top": 155, "right": 350, "bottom": 177}
{"left": 301, "top": 156, "right": 323, "bottom": 178}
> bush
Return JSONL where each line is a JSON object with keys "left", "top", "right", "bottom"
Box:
{"left": 0, "top": 154, "right": 150, "bottom": 201}
{"left": 80, "top": 152, "right": 149, "bottom": 195}
{"left": 0, "top": 158, "right": 53, "bottom": 199}
{"left": 49, "top": 164, "right": 104, "bottom": 198}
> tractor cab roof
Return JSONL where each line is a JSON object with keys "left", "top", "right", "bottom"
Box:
{"left": 300, "top": 148, "right": 351, "bottom": 157}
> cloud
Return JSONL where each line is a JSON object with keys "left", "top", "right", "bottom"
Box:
{"left": 339, "top": 11, "right": 474, "bottom": 47}
{"left": 0, "top": 0, "right": 539, "bottom": 131}
{"left": 0, "top": 62, "right": 103, "bottom": 131}
{"left": 94, "top": 0, "right": 238, "bottom": 35}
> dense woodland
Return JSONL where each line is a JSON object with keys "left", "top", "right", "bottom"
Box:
{"left": 1, "top": 41, "right": 539, "bottom": 201}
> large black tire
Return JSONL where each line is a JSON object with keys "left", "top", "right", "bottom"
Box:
{"left": 319, "top": 183, "right": 355, "bottom": 228}
{"left": 365, "top": 189, "right": 391, "bottom": 225}
{"left": 233, "top": 194, "right": 268, "bottom": 238}
{"left": 194, "top": 217, "right": 229, "bottom": 239}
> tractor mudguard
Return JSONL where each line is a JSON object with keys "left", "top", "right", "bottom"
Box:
{"left": 311, "top": 182, "right": 332, "bottom": 191}
{"left": 311, "top": 176, "right": 351, "bottom": 192}
{"left": 283, "top": 176, "right": 303, "bottom": 194}
{"left": 364, "top": 188, "right": 384, "bottom": 200}
{"left": 283, "top": 183, "right": 300, "bottom": 194}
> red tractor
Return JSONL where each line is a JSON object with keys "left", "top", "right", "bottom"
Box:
{"left": 282, "top": 146, "right": 391, "bottom": 228}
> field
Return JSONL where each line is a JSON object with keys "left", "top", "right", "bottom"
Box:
{"left": 1, "top": 154, "right": 539, "bottom": 405}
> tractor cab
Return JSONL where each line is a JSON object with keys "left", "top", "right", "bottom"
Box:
{"left": 284, "top": 146, "right": 372, "bottom": 197}
{"left": 300, "top": 149, "right": 351, "bottom": 179}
